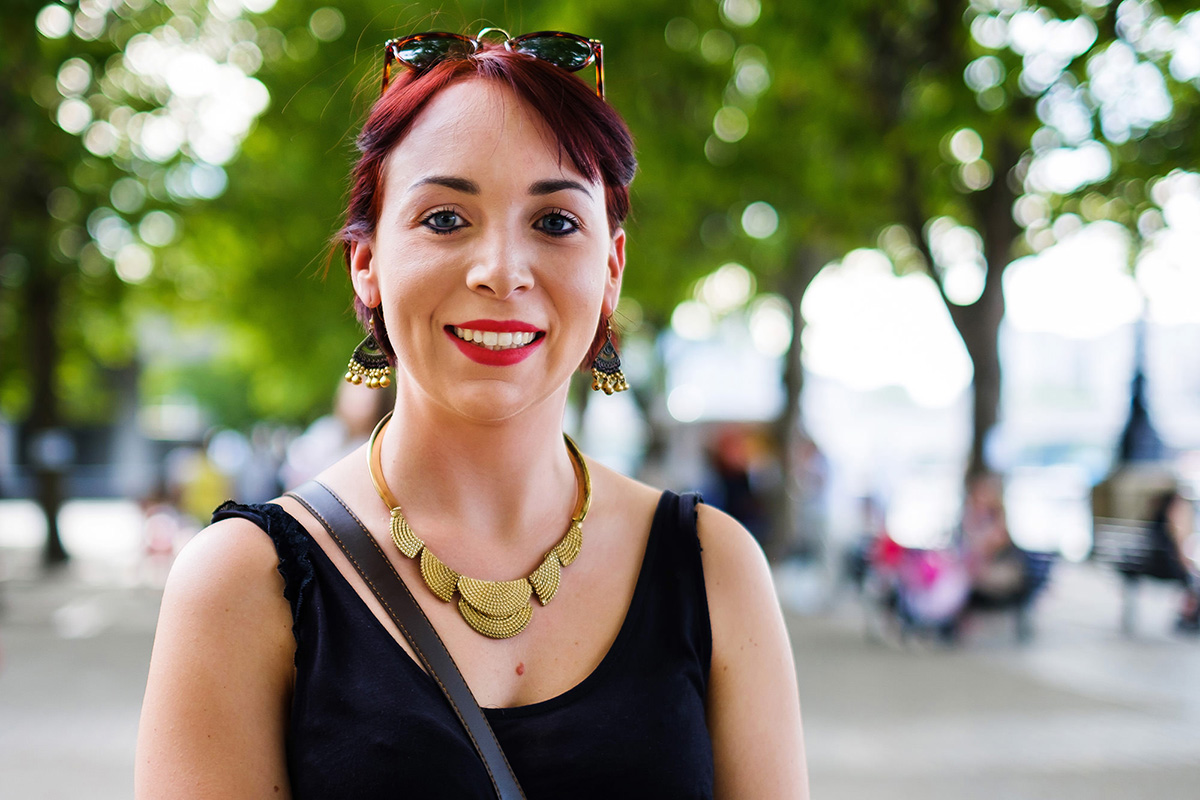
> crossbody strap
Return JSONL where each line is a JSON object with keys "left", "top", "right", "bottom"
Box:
{"left": 286, "top": 480, "right": 526, "bottom": 800}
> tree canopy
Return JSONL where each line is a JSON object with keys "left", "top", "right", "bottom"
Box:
{"left": 4, "top": 2, "right": 1199, "bottom": 560}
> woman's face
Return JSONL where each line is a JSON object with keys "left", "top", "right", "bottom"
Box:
{"left": 350, "top": 78, "right": 625, "bottom": 424}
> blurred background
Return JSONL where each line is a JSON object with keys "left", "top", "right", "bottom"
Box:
{"left": 2, "top": 0, "right": 1200, "bottom": 797}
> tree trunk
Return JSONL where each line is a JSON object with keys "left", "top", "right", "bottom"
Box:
{"left": 1, "top": 26, "right": 71, "bottom": 565}
{"left": 28, "top": 257, "right": 68, "bottom": 566}
{"left": 948, "top": 284, "right": 1003, "bottom": 480}
{"left": 768, "top": 247, "right": 826, "bottom": 561}
{"left": 946, "top": 137, "right": 1021, "bottom": 479}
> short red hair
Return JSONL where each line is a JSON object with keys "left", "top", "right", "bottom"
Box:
{"left": 338, "top": 42, "right": 637, "bottom": 366}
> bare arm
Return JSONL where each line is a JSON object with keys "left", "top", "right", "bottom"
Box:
{"left": 135, "top": 519, "right": 295, "bottom": 799}
{"left": 699, "top": 504, "right": 809, "bottom": 799}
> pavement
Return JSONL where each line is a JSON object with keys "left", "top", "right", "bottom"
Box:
{"left": 2, "top": 500, "right": 1200, "bottom": 799}
{"left": 783, "top": 564, "right": 1200, "bottom": 799}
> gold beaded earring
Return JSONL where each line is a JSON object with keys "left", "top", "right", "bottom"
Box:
{"left": 345, "top": 320, "right": 392, "bottom": 389}
{"left": 590, "top": 323, "right": 628, "bottom": 394}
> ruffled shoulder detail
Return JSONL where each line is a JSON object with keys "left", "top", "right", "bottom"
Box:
{"left": 662, "top": 490, "right": 713, "bottom": 683}
{"left": 211, "top": 500, "right": 313, "bottom": 649}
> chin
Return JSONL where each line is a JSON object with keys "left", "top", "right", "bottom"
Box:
{"left": 437, "top": 380, "right": 567, "bottom": 426}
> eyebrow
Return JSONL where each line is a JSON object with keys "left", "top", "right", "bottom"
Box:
{"left": 528, "top": 178, "right": 592, "bottom": 197}
{"left": 409, "top": 175, "right": 480, "bottom": 194}
{"left": 408, "top": 175, "right": 593, "bottom": 197}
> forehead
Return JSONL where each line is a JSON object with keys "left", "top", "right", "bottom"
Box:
{"left": 383, "top": 78, "right": 590, "bottom": 186}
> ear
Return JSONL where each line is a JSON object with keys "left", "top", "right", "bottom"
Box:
{"left": 349, "top": 239, "right": 380, "bottom": 309}
{"left": 601, "top": 228, "right": 626, "bottom": 317}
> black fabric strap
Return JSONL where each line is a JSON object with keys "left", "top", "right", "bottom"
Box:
{"left": 677, "top": 492, "right": 702, "bottom": 537}
{"left": 285, "top": 480, "right": 526, "bottom": 800}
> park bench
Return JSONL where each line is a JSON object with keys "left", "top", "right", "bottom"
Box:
{"left": 854, "top": 541, "right": 1055, "bottom": 644}
{"left": 957, "top": 548, "right": 1055, "bottom": 643}
{"left": 1090, "top": 517, "right": 1184, "bottom": 635}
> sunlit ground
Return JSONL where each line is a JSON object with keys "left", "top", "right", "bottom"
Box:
{"left": 3, "top": 498, "right": 1200, "bottom": 800}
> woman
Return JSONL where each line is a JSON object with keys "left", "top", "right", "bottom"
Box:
{"left": 136, "top": 30, "right": 807, "bottom": 798}
{"left": 1148, "top": 489, "right": 1200, "bottom": 632}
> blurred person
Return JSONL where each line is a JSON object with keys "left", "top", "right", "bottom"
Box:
{"left": 280, "top": 380, "right": 392, "bottom": 489}
{"left": 137, "top": 29, "right": 807, "bottom": 799}
{"left": 845, "top": 494, "right": 887, "bottom": 589}
{"left": 137, "top": 480, "right": 193, "bottom": 585}
{"left": 162, "top": 432, "right": 230, "bottom": 529}
{"left": 236, "top": 424, "right": 287, "bottom": 503}
{"left": 789, "top": 435, "right": 829, "bottom": 560}
{"left": 958, "top": 473, "right": 1028, "bottom": 608}
{"left": 950, "top": 472, "right": 1054, "bottom": 641}
{"left": 869, "top": 534, "right": 971, "bottom": 640}
{"left": 701, "top": 426, "right": 770, "bottom": 545}
{"left": 1147, "top": 489, "right": 1200, "bottom": 633}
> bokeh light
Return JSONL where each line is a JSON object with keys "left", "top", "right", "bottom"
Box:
{"left": 741, "top": 201, "right": 779, "bottom": 239}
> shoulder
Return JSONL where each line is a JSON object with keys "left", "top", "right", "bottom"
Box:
{"left": 137, "top": 514, "right": 295, "bottom": 796}
{"left": 166, "top": 511, "right": 288, "bottom": 607}
{"left": 693, "top": 502, "right": 790, "bottom": 699}
{"left": 694, "top": 504, "right": 810, "bottom": 796}
{"left": 695, "top": 503, "right": 775, "bottom": 615}
{"left": 154, "top": 511, "right": 295, "bottom": 680}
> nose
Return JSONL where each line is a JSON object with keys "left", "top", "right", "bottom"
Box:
{"left": 465, "top": 227, "right": 534, "bottom": 299}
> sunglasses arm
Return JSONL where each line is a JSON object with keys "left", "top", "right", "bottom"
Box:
{"left": 594, "top": 42, "right": 605, "bottom": 99}
{"left": 382, "top": 44, "right": 396, "bottom": 94}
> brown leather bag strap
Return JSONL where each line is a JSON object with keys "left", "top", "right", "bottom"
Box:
{"left": 286, "top": 480, "right": 526, "bottom": 800}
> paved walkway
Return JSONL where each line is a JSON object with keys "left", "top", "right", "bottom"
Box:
{"left": 787, "top": 563, "right": 1200, "bottom": 799}
{"left": 2, "top": 529, "right": 1199, "bottom": 798}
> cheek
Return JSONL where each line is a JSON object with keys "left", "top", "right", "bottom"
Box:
{"left": 376, "top": 243, "right": 451, "bottom": 302}
{"left": 562, "top": 241, "right": 612, "bottom": 294}
{"left": 549, "top": 263, "right": 606, "bottom": 321}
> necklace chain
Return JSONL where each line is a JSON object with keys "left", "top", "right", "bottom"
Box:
{"left": 366, "top": 412, "right": 591, "bottom": 639}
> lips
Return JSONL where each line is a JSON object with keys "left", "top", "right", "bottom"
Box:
{"left": 445, "top": 319, "right": 545, "bottom": 366}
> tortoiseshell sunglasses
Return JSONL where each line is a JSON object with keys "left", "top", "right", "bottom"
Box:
{"left": 381, "top": 28, "right": 605, "bottom": 98}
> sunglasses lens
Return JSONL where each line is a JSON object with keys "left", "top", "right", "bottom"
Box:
{"left": 513, "top": 35, "right": 593, "bottom": 71}
{"left": 393, "top": 35, "right": 474, "bottom": 70}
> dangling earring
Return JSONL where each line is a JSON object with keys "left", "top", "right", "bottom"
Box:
{"left": 345, "top": 321, "right": 392, "bottom": 389}
{"left": 591, "top": 323, "right": 628, "bottom": 395}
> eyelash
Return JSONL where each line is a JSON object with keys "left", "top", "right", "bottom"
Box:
{"left": 536, "top": 208, "right": 583, "bottom": 237}
{"left": 418, "top": 207, "right": 584, "bottom": 237}
{"left": 419, "top": 207, "right": 465, "bottom": 235}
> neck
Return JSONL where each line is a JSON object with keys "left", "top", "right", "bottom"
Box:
{"left": 372, "top": 389, "right": 580, "bottom": 551}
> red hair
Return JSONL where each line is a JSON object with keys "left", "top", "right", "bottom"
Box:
{"left": 338, "top": 43, "right": 637, "bottom": 367}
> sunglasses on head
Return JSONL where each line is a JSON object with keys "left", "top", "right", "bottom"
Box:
{"left": 381, "top": 28, "right": 605, "bottom": 98}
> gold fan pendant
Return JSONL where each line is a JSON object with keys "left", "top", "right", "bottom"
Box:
{"left": 366, "top": 412, "right": 591, "bottom": 639}
{"left": 458, "top": 575, "right": 533, "bottom": 618}
{"left": 458, "top": 598, "right": 534, "bottom": 639}
{"left": 420, "top": 549, "right": 460, "bottom": 603}
{"left": 391, "top": 509, "right": 423, "bottom": 558}
{"left": 554, "top": 520, "right": 583, "bottom": 566}
{"left": 528, "top": 552, "right": 562, "bottom": 605}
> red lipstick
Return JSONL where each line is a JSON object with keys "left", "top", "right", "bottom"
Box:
{"left": 446, "top": 320, "right": 544, "bottom": 367}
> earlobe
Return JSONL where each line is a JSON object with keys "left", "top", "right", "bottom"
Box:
{"left": 603, "top": 228, "right": 627, "bottom": 316}
{"left": 349, "top": 240, "right": 380, "bottom": 308}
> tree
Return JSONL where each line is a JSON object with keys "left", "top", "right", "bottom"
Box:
{"left": 1, "top": 0, "right": 278, "bottom": 563}
{"left": 622, "top": 0, "right": 1200, "bottom": 552}
{"left": 9, "top": 0, "right": 1195, "bottom": 564}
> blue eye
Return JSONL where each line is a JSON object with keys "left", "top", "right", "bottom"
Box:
{"left": 536, "top": 210, "right": 580, "bottom": 236}
{"left": 422, "top": 209, "right": 465, "bottom": 233}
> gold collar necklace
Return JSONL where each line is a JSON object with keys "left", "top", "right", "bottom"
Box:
{"left": 366, "top": 412, "right": 591, "bottom": 639}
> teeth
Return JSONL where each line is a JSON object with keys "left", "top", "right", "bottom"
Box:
{"left": 453, "top": 327, "right": 537, "bottom": 350}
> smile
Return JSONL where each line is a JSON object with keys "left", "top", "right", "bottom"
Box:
{"left": 451, "top": 326, "right": 540, "bottom": 351}
{"left": 445, "top": 321, "right": 546, "bottom": 367}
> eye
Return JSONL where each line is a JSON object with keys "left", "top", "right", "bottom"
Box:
{"left": 535, "top": 209, "right": 581, "bottom": 237}
{"left": 420, "top": 208, "right": 466, "bottom": 234}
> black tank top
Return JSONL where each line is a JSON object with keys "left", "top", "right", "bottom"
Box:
{"left": 212, "top": 490, "right": 715, "bottom": 799}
